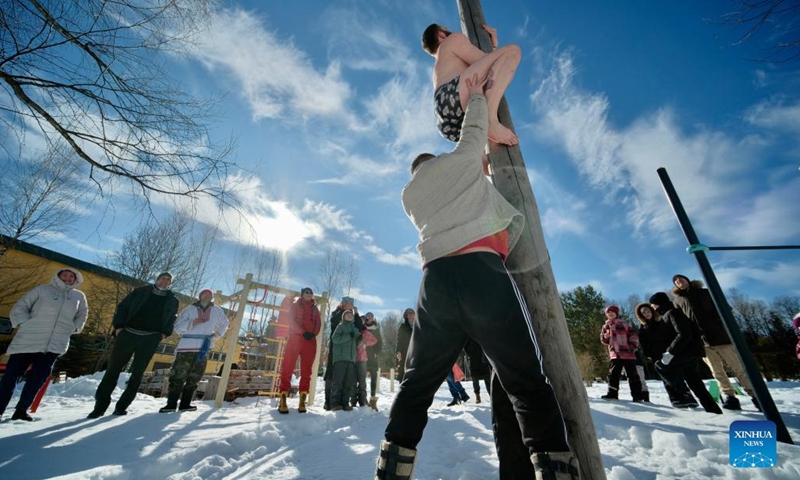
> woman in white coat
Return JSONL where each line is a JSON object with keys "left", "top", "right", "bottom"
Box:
{"left": 0, "top": 268, "right": 88, "bottom": 420}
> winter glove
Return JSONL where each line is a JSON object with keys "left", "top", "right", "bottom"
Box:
{"left": 661, "top": 352, "right": 674, "bottom": 365}
{"left": 303, "top": 332, "right": 314, "bottom": 341}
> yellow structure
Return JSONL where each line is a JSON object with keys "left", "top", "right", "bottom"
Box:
{"left": 0, "top": 235, "right": 239, "bottom": 374}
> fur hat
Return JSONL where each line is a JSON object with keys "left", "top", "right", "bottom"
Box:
{"left": 649, "top": 292, "right": 671, "bottom": 308}
{"left": 604, "top": 305, "right": 620, "bottom": 315}
{"left": 634, "top": 302, "right": 657, "bottom": 324}
{"left": 672, "top": 274, "right": 690, "bottom": 286}
{"left": 341, "top": 296, "right": 354, "bottom": 304}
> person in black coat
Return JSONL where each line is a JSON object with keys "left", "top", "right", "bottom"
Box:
{"left": 363, "top": 312, "right": 383, "bottom": 409}
{"left": 395, "top": 308, "right": 415, "bottom": 382}
{"left": 649, "top": 292, "right": 722, "bottom": 414}
{"left": 88, "top": 273, "right": 179, "bottom": 418}
{"left": 636, "top": 302, "right": 695, "bottom": 407}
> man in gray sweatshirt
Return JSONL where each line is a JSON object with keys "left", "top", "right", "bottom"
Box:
{"left": 374, "top": 74, "right": 579, "bottom": 480}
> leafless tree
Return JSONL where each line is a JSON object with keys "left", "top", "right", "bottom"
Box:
{"left": 378, "top": 312, "right": 401, "bottom": 371}
{"left": 0, "top": 143, "right": 81, "bottom": 255}
{"left": 0, "top": 0, "right": 236, "bottom": 201}
{"left": 314, "top": 249, "right": 346, "bottom": 319}
{"left": 105, "top": 209, "right": 217, "bottom": 294}
{"left": 729, "top": 288, "right": 772, "bottom": 337}
{"left": 715, "top": 0, "right": 800, "bottom": 63}
{"left": 342, "top": 256, "right": 360, "bottom": 298}
{"left": 770, "top": 295, "right": 800, "bottom": 324}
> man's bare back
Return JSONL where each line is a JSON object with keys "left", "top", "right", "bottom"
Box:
{"left": 433, "top": 34, "right": 472, "bottom": 88}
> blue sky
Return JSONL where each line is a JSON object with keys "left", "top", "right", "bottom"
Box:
{"left": 9, "top": 0, "right": 800, "bottom": 318}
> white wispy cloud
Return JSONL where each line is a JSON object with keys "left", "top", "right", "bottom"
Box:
{"left": 529, "top": 50, "right": 800, "bottom": 246}
{"left": 744, "top": 98, "right": 800, "bottom": 135}
{"left": 188, "top": 9, "right": 353, "bottom": 123}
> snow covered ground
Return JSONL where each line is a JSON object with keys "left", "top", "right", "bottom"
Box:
{"left": 1, "top": 373, "right": 799, "bottom": 479}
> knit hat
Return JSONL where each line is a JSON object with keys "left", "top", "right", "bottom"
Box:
{"left": 403, "top": 308, "right": 415, "bottom": 318}
{"left": 604, "top": 305, "right": 620, "bottom": 315}
{"left": 649, "top": 292, "right": 671, "bottom": 308}
{"left": 198, "top": 288, "right": 214, "bottom": 302}
{"left": 301, "top": 287, "right": 313, "bottom": 295}
{"left": 672, "top": 274, "right": 690, "bottom": 286}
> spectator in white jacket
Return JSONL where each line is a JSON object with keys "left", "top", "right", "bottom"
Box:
{"left": 1, "top": 268, "right": 88, "bottom": 421}
{"left": 159, "top": 289, "right": 229, "bottom": 412}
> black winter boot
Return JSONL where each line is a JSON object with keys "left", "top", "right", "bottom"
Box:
{"left": 531, "top": 451, "right": 581, "bottom": 480}
{"left": 722, "top": 395, "right": 741, "bottom": 410}
{"left": 375, "top": 440, "right": 417, "bottom": 480}
{"left": 600, "top": 391, "right": 618, "bottom": 400}
{"left": 641, "top": 391, "right": 650, "bottom": 402}
{"left": 446, "top": 398, "right": 460, "bottom": 407}
{"left": 178, "top": 387, "right": 197, "bottom": 411}
{"left": 11, "top": 410, "right": 33, "bottom": 421}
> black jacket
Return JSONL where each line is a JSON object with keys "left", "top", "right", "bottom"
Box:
{"left": 112, "top": 285, "right": 179, "bottom": 337}
{"left": 396, "top": 320, "right": 413, "bottom": 362}
{"left": 672, "top": 281, "right": 731, "bottom": 347}
{"left": 638, "top": 320, "right": 676, "bottom": 361}
{"left": 364, "top": 323, "right": 382, "bottom": 369}
{"left": 657, "top": 305, "right": 706, "bottom": 358}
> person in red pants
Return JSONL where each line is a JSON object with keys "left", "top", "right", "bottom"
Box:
{"left": 278, "top": 287, "right": 321, "bottom": 414}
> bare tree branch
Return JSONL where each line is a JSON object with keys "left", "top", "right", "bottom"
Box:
{"left": 0, "top": 0, "right": 237, "bottom": 202}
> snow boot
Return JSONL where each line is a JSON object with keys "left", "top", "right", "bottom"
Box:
{"left": 11, "top": 410, "right": 33, "bottom": 421}
{"left": 375, "top": 440, "right": 417, "bottom": 480}
{"left": 672, "top": 392, "right": 699, "bottom": 408}
{"left": 298, "top": 392, "right": 308, "bottom": 413}
{"left": 278, "top": 392, "right": 289, "bottom": 414}
{"left": 475, "top": 392, "right": 482, "bottom": 404}
{"left": 641, "top": 390, "right": 650, "bottom": 402}
{"left": 446, "top": 398, "right": 460, "bottom": 407}
{"left": 531, "top": 451, "right": 581, "bottom": 480}
{"left": 369, "top": 396, "right": 379, "bottom": 411}
{"left": 722, "top": 395, "right": 741, "bottom": 411}
{"left": 600, "top": 391, "right": 618, "bottom": 400}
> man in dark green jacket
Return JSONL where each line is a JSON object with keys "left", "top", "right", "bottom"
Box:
{"left": 88, "top": 272, "right": 179, "bottom": 418}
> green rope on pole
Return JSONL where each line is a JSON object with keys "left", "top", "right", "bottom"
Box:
{"left": 687, "top": 243, "right": 709, "bottom": 254}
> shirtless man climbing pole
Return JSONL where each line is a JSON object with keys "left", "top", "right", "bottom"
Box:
{"left": 422, "top": 23, "right": 521, "bottom": 146}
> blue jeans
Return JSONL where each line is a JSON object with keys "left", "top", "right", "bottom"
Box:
{"left": 0, "top": 352, "right": 59, "bottom": 416}
{"left": 446, "top": 371, "right": 468, "bottom": 401}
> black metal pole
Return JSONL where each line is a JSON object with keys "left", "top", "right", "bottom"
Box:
{"left": 708, "top": 245, "right": 800, "bottom": 251}
{"left": 656, "top": 167, "right": 793, "bottom": 445}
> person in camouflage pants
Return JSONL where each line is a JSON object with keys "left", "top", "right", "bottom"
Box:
{"left": 160, "top": 289, "right": 229, "bottom": 412}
